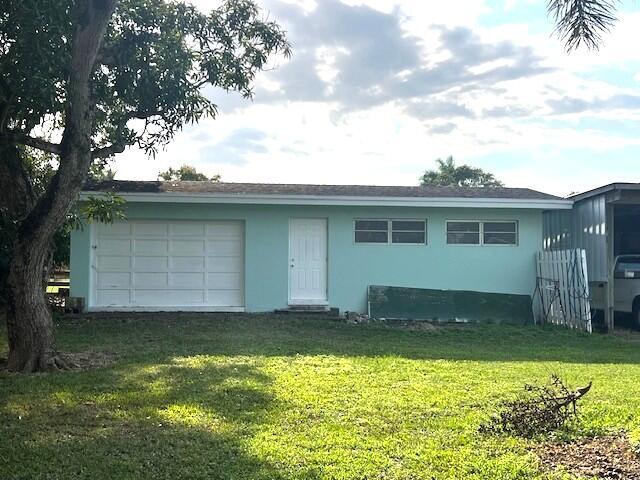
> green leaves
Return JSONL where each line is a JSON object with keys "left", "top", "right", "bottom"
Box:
{"left": 1, "top": 0, "right": 290, "bottom": 156}
{"left": 91, "top": 0, "right": 290, "bottom": 156}
{"left": 158, "top": 165, "right": 221, "bottom": 182}
{"left": 420, "top": 156, "right": 505, "bottom": 188}
{"left": 0, "top": 0, "right": 73, "bottom": 132}
{"left": 548, "top": 0, "right": 619, "bottom": 51}
{"left": 81, "top": 192, "right": 126, "bottom": 224}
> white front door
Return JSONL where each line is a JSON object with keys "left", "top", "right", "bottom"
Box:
{"left": 289, "top": 218, "right": 328, "bottom": 304}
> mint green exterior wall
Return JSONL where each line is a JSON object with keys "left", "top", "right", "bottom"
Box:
{"left": 70, "top": 202, "right": 543, "bottom": 313}
{"left": 70, "top": 223, "right": 91, "bottom": 305}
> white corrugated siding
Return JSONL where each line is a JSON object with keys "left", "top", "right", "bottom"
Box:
{"left": 543, "top": 195, "right": 607, "bottom": 282}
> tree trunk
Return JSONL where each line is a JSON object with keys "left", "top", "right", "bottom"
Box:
{"left": 0, "top": 144, "right": 35, "bottom": 305}
{"left": 5, "top": 0, "right": 118, "bottom": 372}
{"left": 0, "top": 143, "right": 51, "bottom": 371}
{"left": 6, "top": 242, "right": 56, "bottom": 371}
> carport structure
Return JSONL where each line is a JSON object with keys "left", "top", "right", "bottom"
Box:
{"left": 543, "top": 183, "right": 640, "bottom": 331}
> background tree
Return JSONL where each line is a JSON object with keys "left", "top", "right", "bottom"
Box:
{"left": 89, "top": 164, "right": 117, "bottom": 182}
{"left": 0, "top": 0, "right": 289, "bottom": 372}
{"left": 548, "top": 0, "right": 618, "bottom": 50}
{"left": 158, "top": 165, "right": 221, "bottom": 182}
{"left": 420, "top": 157, "right": 504, "bottom": 188}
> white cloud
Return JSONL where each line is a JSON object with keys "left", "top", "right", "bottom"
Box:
{"left": 111, "top": 0, "right": 640, "bottom": 196}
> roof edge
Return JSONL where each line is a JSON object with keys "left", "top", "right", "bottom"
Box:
{"left": 79, "top": 190, "right": 573, "bottom": 210}
{"left": 569, "top": 183, "right": 640, "bottom": 202}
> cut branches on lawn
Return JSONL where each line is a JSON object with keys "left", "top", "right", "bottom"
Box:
{"left": 481, "top": 374, "right": 593, "bottom": 438}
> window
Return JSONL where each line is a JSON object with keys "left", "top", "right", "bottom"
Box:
{"left": 392, "top": 220, "right": 426, "bottom": 244}
{"left": 483, "top": 221, "right": 517, "bottom": 245}
{"left": 447, "top": 221, "right": 480, "bottom": 245}
{"left": 355, "top": 219, "right": 427, "bottom": 244}
{"left": 354, "top": 220, "right": 388, "bottom": 244}
{"left": 447, "top": 221, "right": 518, "bottom": 246}
{"left": 615, "top": 256, "right": 640, "bottom": 279}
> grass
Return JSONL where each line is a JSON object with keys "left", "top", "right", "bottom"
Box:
{"left": 1, "top": 314, "right": 640, "bottom": 480}
{"left": 45, "top": 285, "right": 69, "bottom": 294}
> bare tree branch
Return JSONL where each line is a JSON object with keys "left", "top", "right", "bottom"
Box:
{"left": 89, "top": 109, "right": 162, "bottom": 159}
{"left": 0, "top": 109, "right": 152, "bottom": 159}
{"left": 0, "top": 130, "right": 61, "bottom": 155}
{"left": 548, "top": 0, "right": 618, "bottom": 51}
{"left": 91, "top": 143, "right": 125, "bottom": 159}
{"left": 126, "top": 109, "right": 164, "bottom": 120}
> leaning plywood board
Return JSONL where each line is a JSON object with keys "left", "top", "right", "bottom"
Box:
{"left": 368, "top": 285, "right": 533, "bottom": 325}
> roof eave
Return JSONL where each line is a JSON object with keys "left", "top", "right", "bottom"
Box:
{"left": 79, "top": 190, "right": 573, "bottom": 210}
{"left": 570, "top": 183, "right": 640, "bottom": 203}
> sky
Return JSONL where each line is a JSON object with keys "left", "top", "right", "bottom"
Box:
{"left": 112, "top": 0, "right": 640, "bottom": 197}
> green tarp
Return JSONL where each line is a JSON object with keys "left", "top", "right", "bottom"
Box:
{"left": 368, "top": 285, "right": 533, "bottom": 325}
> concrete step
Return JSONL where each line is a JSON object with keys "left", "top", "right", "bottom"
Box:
{"left": 275, "top": 306, "right": 339, "bottom": 316}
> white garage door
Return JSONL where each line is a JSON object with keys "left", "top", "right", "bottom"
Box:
{"left": 91, "top": 221, "right": 244, "bottom": 310}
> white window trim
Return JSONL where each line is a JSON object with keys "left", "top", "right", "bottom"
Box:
{"left": 446, "top": 220, "right": 518, "bottom": 246}
{"left": 391, "top": 219, "right": 428, "bottom": 245}
{"left": 354, "top": 219, "right": 389, "bottom": 244}
{"left": 354, "top": 219, "right": 427, "bottom": 245}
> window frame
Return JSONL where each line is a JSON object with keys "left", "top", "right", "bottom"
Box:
{"left": 353, "top": 219, "right": 390, "bottom": 244}
{"left": 445, "top": 220, "right": 481, "bottom": 246}
{"left": 354, "top": 219, "right": 428, "bottom": 245}
{"left": 446, "top": 220, "right": 518, "bottom": 247}
{"left": 482, "top": 220, "right": 519, "bottom": 246}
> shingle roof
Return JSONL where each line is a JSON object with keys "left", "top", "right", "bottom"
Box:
{"left": 83, "top": 180, "right": 562, "bottom": 200}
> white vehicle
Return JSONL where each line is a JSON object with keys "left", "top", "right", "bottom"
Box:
{"left": 591, "top": 255, "right": 640, "bottom": 326}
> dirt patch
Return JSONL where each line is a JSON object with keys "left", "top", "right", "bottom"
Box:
{"left": 59, "top": 350, "right": 118, "bottom": 370}
{"left": 0, "top": 350, "right": 118, "bottom": 373}
{"left": 536, "top": 435, "right": 640, "bottom": 480}
{"left": 389, "top": 320, "right": 441, "bottom": 332}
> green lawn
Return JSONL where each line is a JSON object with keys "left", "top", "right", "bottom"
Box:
{"left": 1, "top": 315, "right": 640, "bottom": 480}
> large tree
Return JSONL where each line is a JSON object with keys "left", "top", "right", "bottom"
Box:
{"left": 420, "top": 157, "right": 504, "bottom": 188}
{"left": 548, "top": 0, "right": 618, "bottom": 50}
{"left": 0, "top": 0, "right": 289, "bottom": 372}
{"left": 0, "top": 150, "right": 122, "bottom": 311}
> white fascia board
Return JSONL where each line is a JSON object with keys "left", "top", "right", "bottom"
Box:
{"left": 79, "top": 191, "right": 574, "bottom": 210}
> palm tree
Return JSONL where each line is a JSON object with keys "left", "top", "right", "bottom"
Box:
{"left": 420, "top": 156, "right": 504, "bottom": 188}
{"left": 548, "top": 0, "right": 618, "bottom": 50}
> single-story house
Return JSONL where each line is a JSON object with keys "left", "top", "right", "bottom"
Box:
{"left": 70, "top": 181, "right": 572, "bottom": 313}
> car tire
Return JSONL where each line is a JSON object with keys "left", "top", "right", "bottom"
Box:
{"left": 633, "top": 299, "right": 640, "bottom": 330}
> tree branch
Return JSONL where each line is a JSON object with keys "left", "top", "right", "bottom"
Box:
{"left": 0, "top": 77, "right": 12, "bottom": 101}
{"left": 91, "top": 142, "right": 125, "bottom": 159}
{"left": 0, "top": 130, "right": 61, "bottom": 155}
{"left": 89, "top": 109, "right": 164, "bottom": 159}
{"left": 128, "top": 109, "right": 163, "bottom": 120}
